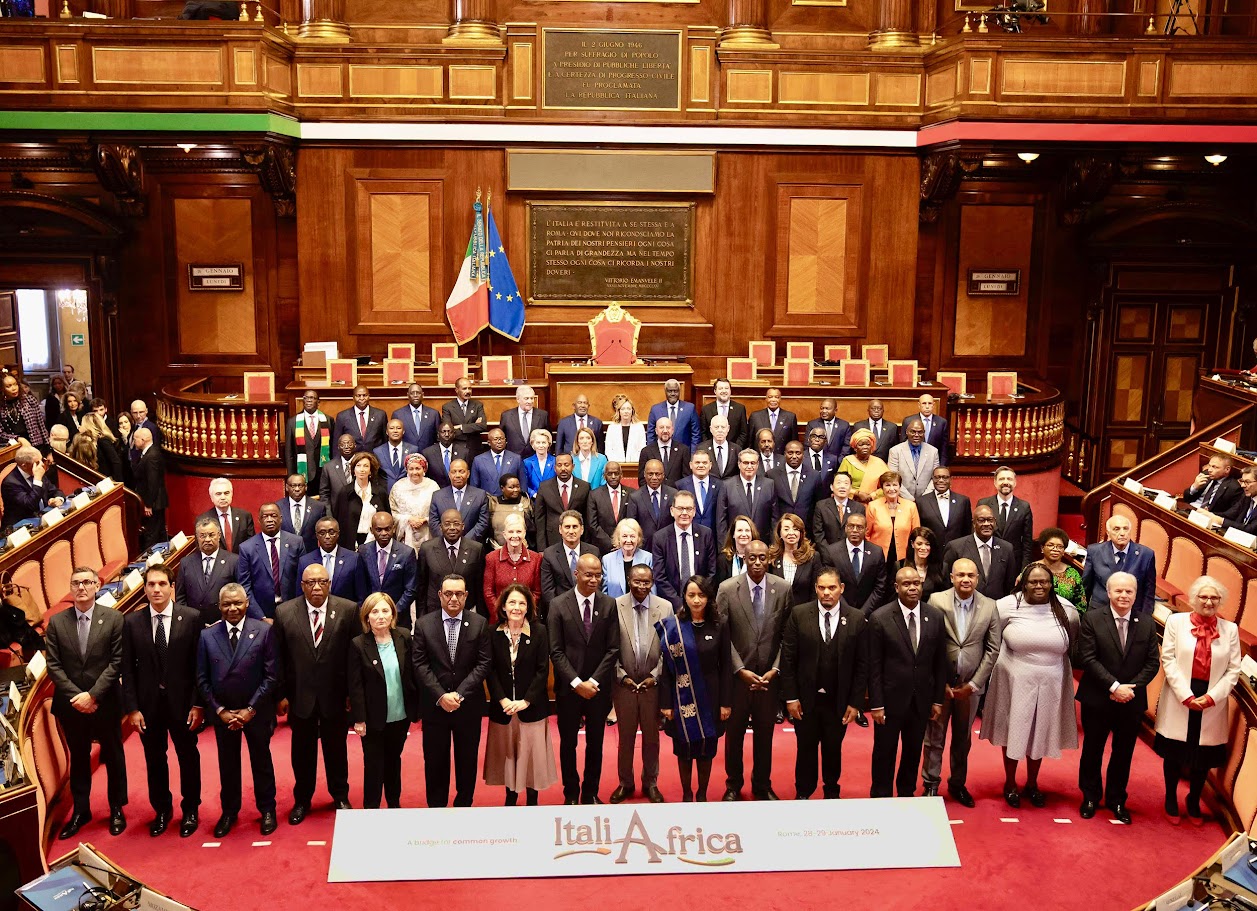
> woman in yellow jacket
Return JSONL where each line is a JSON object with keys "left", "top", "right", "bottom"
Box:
{"left": 863, "top": 470, "right": 920, "bottom": 568}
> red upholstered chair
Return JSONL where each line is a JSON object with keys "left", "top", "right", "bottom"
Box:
{"left": 1205, "top": 555, "right": 1244, "bottom": 624}
{"left": 41, "top": 539, "right": 75, "bottom": 619}
{"left": 1163, "top": 535, "right": 1204, "bottom": 603}
{"left": 20, "top": 694, "right": 71, "bottom": 843}
{"left": 1229, "top": 729, "right": 1257, "bottom": 832}
{"left": 12, "top": 559, "right": 46, "bottom": 620}
{"left": 99, "top": 504, "right": 128, "bottom": 580}
{"left": 1111, "top": 502, "right": 1139, "bottom": 537}
{"left": 72, "top": 521, "right": 103, "bottom": 575}
{"left": 1136, "top": 517, "right": 1169, "bottom": 577}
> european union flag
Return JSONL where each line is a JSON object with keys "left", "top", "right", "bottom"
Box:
{"left": 485, "top": 207, "right": 525, "bottom": 342}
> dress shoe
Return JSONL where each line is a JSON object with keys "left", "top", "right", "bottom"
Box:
{"left": 149, "top": 811, "right": 171, "bottom": 837}
{"left": 288, "top": 804, "right": 309, "bottom": 826}
{"left": 609, "top": 786, "right": 633, "bottom": 804}
{"left": 722, "top": 788, "right": 740, "bottom": 801}
{"left": 1079, "top": 799, "right": 1098, "bottom": 819}
{"left": 855, "top": 713, "right": 869, "bottom": 728}
{"left": 1023, "top": 787, "right": 1047, "bottom": 808}
{"left": 212, "top": 815, "right": 236, "bottom": 838}
{"left": 645, "top": 786, "right": 665, "bottom": 804}
{"left": 775, "top": 708, "right": 785, "bottom": 724}
{"left": 179, "top": 815, "right": 199, "bottom": 838}
{"left": 581, "top": 796, "right": 604, "bottom": 805}
{"left": 949, "top": 786, "right": 975, "bottom": 808}
{"left": 564, "top": 798, "right": 579, "bottom": 806}
{"left": 1110, "top": 803, "right": 1132, "bottom": 825}
{"left": 334, "top": 799, "right": 353, "bottom": 810}
{"left": 922, "top": 784, "right": 939, "bottom": 797}
{"left": 1003, "top": 787, "right": 1021, "bottom": 809}
{"left": 752, "top": 788, "right": 780, "bottom": 801}
{"left": 58, "top": 813, "right": 91, "bottom": 841}
{"left": 260, "top": 812, "right": 278, "bottom": 836}
{"left": 108, "top": 808, "right": 127, "bottom": 836}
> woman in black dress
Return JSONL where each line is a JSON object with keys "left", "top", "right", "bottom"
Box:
{"left": 768, "top": 512, "right": 827, "bottom": 605}
{"left": 333, "top": 452, "right": 390, "bottom": 547}
{"left": 896, "top": 526, "right": 947, "bottom": 602}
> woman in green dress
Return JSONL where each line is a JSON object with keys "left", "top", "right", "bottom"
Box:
{"left": 1032, "top": 527, "right": 1087, "bottom": 613}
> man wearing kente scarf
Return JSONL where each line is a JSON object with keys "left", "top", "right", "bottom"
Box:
{"left": 286, "top": 390, "right": 332, "bottom": 490}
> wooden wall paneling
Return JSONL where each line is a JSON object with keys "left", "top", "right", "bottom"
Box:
{"left": 772, "top": 182, "right": 863, "bottom": 334}
{"left": 171, "top": 195, "right": 259, "bottom": 357}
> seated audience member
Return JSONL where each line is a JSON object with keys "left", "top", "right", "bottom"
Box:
{"left": 586, "top": 461, "right": 629, "bottom": 553}
{"left": 904, "top": 394, "right": 949, "bottom": 466}
{"left": 483, "top": 513, "right": 542, "bottom": 622}
{"left": 357, "top": 511, "right": 419, "bottom": 630}
{"left": 638, "top": 417, "right": 690, "bottom": 487}
{"left": 813, "top": 471, "right": 865, "bottom": 548}
{"left": 851, "top": 399, "right": 897, "bottom": 462}
{"left": 132, "top": 428, "right": 168, "bottom": 549}
{"left": 417, "top": 510, "right": 486, "bottom": 618}
{"left": 609, "top": 565, "right": 668, "bottom": 804}
{"left": 696, "top": 415, "right": 740, "bottom": 481}
{"left": 915, "top": 466, "right": 972, "bottom": 545}
{"left": 428, "top": 458, "right": 490, "bottom": 544}
{"left": 604, "top": 395, "right": 647, "bottom": 465}
{"left": 1082, "top": 515, "right": 1156, "bottom": 614}
{"left": 887, "top": 419, "right": 940, "bottom": 502}
{"left": 535, "top": 453, "right": 592, "bottom": 551}
{"left": 442, "top": 376, "right": 488, "bottom": 457}
{"left": 348, "top": 593, "right": 419, "bottom": 809}
{"left": 196, "top": 477, "right": 256, "bottom": 554}
{"left": 487, "top": 472, "right": 535, "bottom": 550}
{"left": 555, "top": 394, "right": 605, "bottom": 457}
{"left": 570, "top": 426, "right": 608, "bottom": 490}
{"left": 237, "top": 504, "right": 305, "bottom": 620}
{"left": 318, "top": 434, "right": 359, "bottom": 505}
{"left": 678, "top": 449, "right": 722, "bottom": 533}
{"left": 277, "top": 473, "right": 325, "bottom": 553}
{"left": 373, "top": 419, "right": 418, "bottom": 490}
{"left": 499, "top": 385, "right": 550, "bottom": 458}
{"left": 602, "top": 518, "right": 653, "bottom": 599}
{"left": 392, "top": 383, "right": 440, "bottom": 452}
{"left": 470, "top": 428, "right": 522, "bottom": 495}
{"left": 2, "top": 444, "right": 64, "bottom": 523}
{"left": 1183, "top": 453, "right": 1241, "bottom": 516}
{"left": 422, "top": 421, "right": 469, "bottom": 490}
{"left": 628, "top": 459, "right": 678, "bottom": 546}
{"left": 391, "top": 453, "right": 441, "bottom": 551}
{"left": 0, "top": 372, "right": 48, "bottom": 446}
{"left": 980, "top": 466, "right": 1034, "bottom": 569}
{"left": 541, "top": 510, "right": 601, "bottom": 616}
{"left": 700, "top": 378, "right": 749, "bottom": 449}
{"left": 333, "top": 386, "right": 387, "bottom": 453}
{"left": 805, "top": 398, "right": 851, "bottom": 463}
{"left": 297, "top": 518, "right": 362, "bottom": 603}
{"left": 176, "top": 519, "right": 241, "bottom": 627}
{"left": 520, "top": 428, "right": 556, "bottom": 500}
{"left": 485, "top": 584, "right": 558, "bottom": 807}
{"left": 942, "top": 505, "right": 1017, "bottom": 601}
{"left": 646, "top": 379, "right": 700, "bottom": 450}
{"left": 716, "top": 449, "right": 774, "bottom": 545}
{"left": 769, "top": 513, "right": 826, "bottom": 607}
{"left": 898, "top": 526, "right": 947, "bottom": 603}
{"left": 1217, "top": 465, "right": 1257, "bottom": 536}
{"left": 651, "top": 490, "right": 717, "bottom": 611}
{"left": 333, "top": 452, "right": 390, "bottom": 548}
{"left": 748, "top": 387, "right": 798, "bottom": 457}
{"left": 823, "top": 512, "right": 887, "bottom": 617}
{"left": 1037, "top": 527, "right": 1086, "bottom": 613}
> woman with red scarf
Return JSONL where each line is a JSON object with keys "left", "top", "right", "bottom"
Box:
{"left": 1155, "top": 576, "right": 1241, "bottom": 825}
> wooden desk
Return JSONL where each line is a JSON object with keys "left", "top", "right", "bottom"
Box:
{"left": 546, "top": 364, "right": 693, "bottom": 422}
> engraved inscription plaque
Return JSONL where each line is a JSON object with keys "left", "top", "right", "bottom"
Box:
{"left": 543, "top": 29, "right": 681, "bottom": 111}
{"left": 528, "top": 202, "right": 693, "bottom": 305}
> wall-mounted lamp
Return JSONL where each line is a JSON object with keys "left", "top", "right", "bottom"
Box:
{"left": 1017, "top": 152, "right": 1040, "bottom": 163}
{"left": 1205, "top": 154, "right": 1228, "bottom": 166}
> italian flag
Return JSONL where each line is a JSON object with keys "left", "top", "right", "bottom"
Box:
{"left": 445, "top": 201, "right": 490, "bottom": 345}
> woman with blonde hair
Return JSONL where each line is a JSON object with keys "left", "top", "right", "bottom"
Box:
{"left": 520, "top": 427, "right": 556, "bottom": 499}
{"left": 81, "top": 411, "right": 125, "bottom": 482}
{"left": 68, "top": 430, "right": 98, "bottom": 470}
{"left": 604, "top": 394, "right": 646, "bottom": 465}
{"left": 570, "top": 426, "right": 608, "bottom": 490}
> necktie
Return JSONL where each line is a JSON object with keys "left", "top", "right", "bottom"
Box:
{"left": 454, "top": 487, "right": 464, "bottom": 512}
{"left": 745, "top": 481, "right": 754, "bottom": 509}
{"left": 669, "top": 404, "right": 676, "bottom": 426}
{"left": 522, "top": 411, "right": 530, "bottom": 437}
{"left": 789, "top": 470, "right": 799, "bottom": 500}
{"left": 294, "top": 502, "right": 302, "bottom": 530}
{"left": 770, "top": 411, "right": 777, "bottom": 431}
{"left": 814, "top": 452, "right": 822, "bottom": 471}
{"left": 661, "top": 445, "right": 669, "bottom": 465}
{"left": 448, "top": 543, "right": 458, "bottom": 565}
{"left": 443, "top": 448, "right": 451, "bottom": 475}
{"left": 924, "top": 418, "right": 931, "bottom": 439}
{"left": 268, "top": 538, "right": 280, "bottom": 592}
{"left": 583, "top": 598, "right": 593, "bottom": 637}
{"left": 679, "top": 531, "right": 691, "bottom": 582}
{"left": 229, "top": 626, "right": 239, "bottom": 653}
{"left": 752, "top": 583, "right": 764, "bottom": 625}
{"left": 825, "top": 420, "right": 833, "bottom": 441}
{"left": 1204, "top": 481, "right": 1218, "bottom": 508}
{"left": 651, "top": 490, "right": 659, "bottom": 517}
{"left": 344, "top": 461, "right": 351, "bottom": 483}
{"left": 938, "top": 494, "right": 949, "bottom": 523}
{"left": 77, "top": 612, "right": 90, "bottom": 656}
{"left": 955, "top": 600, "right": 969, "bottom": 643}
{"left": 561, "top": 483, "right": 569, "bottom": 509}
{"left": 634, "top": 603, "right": 648, "bottom": 664}
{"left": 611, "top": 487, "right": 620, "bottom": 517}
{"left": 698, "top": 480, "right": 706, "bottom": 512}
{"left": 203, "top": 555, "right": 212, "bottom": 580}
{"left": 912, "top": 447, "right": 919, "bottom": 469}
{"left": 413, "top": 409, "right": 423, "bottom": 436}
{"left": 851, "top": 547, "right": 861, "bottom": 577}
{"left": 980, "top": 542, "right": 991, "bottom": 576}
{"left": 1115, "top": 550, "right": 1126, "bottom": 570}
{"left": 311, "top": 609, "right": 323, "bottom": 647}
{"left": 578, "top": 416, "right": 585, "bottom": 429}
{"left": 306, "top": 415, "right": 315, "bottom": 438}
{"left": 872, "top": 420, "right": 880, "bottom": 438}
{"left": 391, "top": 448, "right": 399, "bottom": 472}
{"left": 358, "top": 411, "right": 367, "bottom": 439}
{"left": 494, "top": 453, "right": 501, "bottom": 475}
{"left": 823, "top": 610, "right": 832, "bottom": 643}
{"left": 323, "top": 551, "right": 334, "bottom": 579}
{"left": 1247, "top": 499, "right": 1257, "bottom": 525}
{"left": 1117, "top": 615, "right": 1128, "bottom": 651}
{"left": 445, "top": 617, "right": 458, "bottom": 662}
{"left": 717, "top": 446, "right": 724, "bottom": 473}
{"left": 907, "top": 610, "right": 918, "bottom": 653}
{"left": 220, "top": 511, "right": 232, "bottom": 551}
{"left": 568, "top": 549, "right": 577, "bottom": 578}
{"left": 1000, "top": 502, "right": 1010, "bottom": 529}
{"left": 378, "top": 547, "right": 388, "bottom": 580}
{"left": 154, "top": 613, "right": 167, "bottom": 674}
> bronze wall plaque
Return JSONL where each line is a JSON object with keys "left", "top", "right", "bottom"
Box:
{"left": 528, "top": 202, "right": 694, "bottom": 305}
{"left": 542, "top": 29, "right": 682, "bottom": 111}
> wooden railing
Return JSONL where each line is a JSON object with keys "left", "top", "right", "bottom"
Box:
{"left": 157, "top": 377, "right": 285, "bottom": 469}
{"left": 948, "top": 380, "right": 1065, "bottom": 470}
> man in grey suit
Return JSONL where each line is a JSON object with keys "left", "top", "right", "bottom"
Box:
{"left": 176, "top": 519, "right": 240, "bottom": 627}
{"left": 886, "top": 419, "right": 940, "bottom": 502}
{"left": 610, "top": 565, "right": 668, "bottom": 805}
{"left": 47, "top": 566, "right": 128, "bottom": 839}
{"left": 717, "top": 541, "right": 790, "bottom": 801}
{"left": 920, "top": 558, "right": 1000, "bottom": 807}
{"left": 942, "top": 505, "right": 1017, "bottom": 600}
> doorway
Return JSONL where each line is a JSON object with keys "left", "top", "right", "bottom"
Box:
{"left": 8, "top": 288, "right": 94, "bottom": 402}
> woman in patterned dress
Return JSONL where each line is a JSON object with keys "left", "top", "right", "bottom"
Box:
{"left": 1034, "top": 527, "right": 1087, "bottom": 613}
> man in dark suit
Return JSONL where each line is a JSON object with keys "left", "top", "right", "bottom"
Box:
{"left": 332, "top": 385, "right": 387, "bottom": 453}
{"left": 550, "top": 554, "right": 620, "bottom": 804}
{"left": 626, "top": 461, "right": 676, "bottom": 547}
{"left": 851, "top": 399, "right": 898, "bottom": 462}
{"left": 768, "top": 440, "right": 824, "bottom": 531}
{"left": 677, "top": 449, "right": 722, "bottom": 534}
{"left": 237, "top": 503, "right": 305, "bottom": 620}
{"left": 868, "top": 566, "right": 950, "bottom": 798}
{"left": 391, "top": 382, "right": 440, "bottom": 451}
{"left": 421, "top": 421, "right": 470, "bottom": 490}
{"left": 1183, "top": 453, "right": 1243, "bottom": 517}
{"left": 903, "top": 393, "right": 949, "bottom": 465}
{"left": 317, "top": 434, "right": 358, "bottom": 505}
{"left": 718, "top": 542, "right": 790, "bottom": 801}
{"left": 535, "top": 453, "right": 593, "bottom": 550}
{"left": 128, "top": 398, "right": 164, "bottom": 451}
{"left": 802, "top": 427, "right": 839, "bottom": 489}
{"left": 499, "top": 384, "right": 550, "bottom": 457}
{"left": 276, "top": 473, "right": 326, "bottom": 553}
{"left": 273, "top": 563, "right": 359, "bottom": 824}
{"left": 915, "top": 466, "right": 973, "bottom": 545}
{"left": 122, "top": 564, "right": 203, "bottom": 837}
{"left": 695, "top": 415, "right": 741, "bottom": 481}
{"left": 133, "top": 427, "right": 168, "bottom": 549}
{"left": 942, "top": 505, "right": 1018, "bottom": 600}
{"left": 177, "top": 519, "right": 241, "bottom": 627}
{"left": 297, "top": 517, "right": 362, "bottom": 603}
{"left": 417, "top": 510, "right": 486, "bottom": 617}
{"left": 753, "top": 429, "right": 782, "bottom": 476}
{"left": 197, "top": 477, "right": 256, "bottom": 555}
{"left": 586, "top": 460, "right": 629, "bottom": 553}
{"left": 748, "top": 387, "right": 798, "bottom": 455}
{"left": 812, "top": 471, "right": 865, "bottom": 548}
{"left": 637, "top": 416, "right": 690, "bottom": 487}
{"left": 646, "top": 378, "right": 700, "bottom": 451}
{"left": 651, "top": 490, "right": 717, "bottom": 610}
{"left": 1218, "top": 466, "right": 1257, "bottom": 536}
{"left": 700, "top": 378, "right": 749, "bottom": 449}
{"left": 285, "top": 390, "right": 333, "bottom": 488}
{"left": 46, "top": 566, "right": 128, "bottom": 839}
{"left": 804, "top": 398, "right": 851, "bottom": 462}
{"left": 356, "top": 511, "right": 419, "bottom": 629}
{"left": 540, "top": 510, "right": 601, "bottom": 617}
{"left": 555, "top": 393, "right": 605, "bottom": 456}
{"left": 824, "top": 512, "right": 887, "bottom": 616}
{"left": 980, "top": 466, "right": 1034, "bottom": 568}
{"left": 716, "top": 449, "right": 775, "bottom": 545}
{"left": 372, "top": 419, "right": 418, "bottom": 490}
{"left": 442, "top": 375, "right": 488, "bottom": 457}
{"left": 412, "top": 573, "right": 491, "bottom": 807}
{"left": 780, "top": 567, "right": 868, "bottom": 800}
{"left": 1, "top": 445, "right": 64, "bottom": 524}
{"left": 1076, "top": 571, "right": 1160, "bottom": 825}
{"left": 195, "top": 583, "right": 280, "bottom": 838}
{"left": 428, "top": 458, "right": 490, "bottom": 543}
{"left": 1083, "top": 513, "right": 1158, "bottom": 614}
{"left": 469, "top": 427, "right": 522, "bottom": 494}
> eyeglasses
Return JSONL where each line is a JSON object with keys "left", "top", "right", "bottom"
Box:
{"left": 1197, "top": 595, "right": 1223, "bottom": 603}
{"left": 302, "top": 579, "right": 330, "bottom": 587}
{"left": 70, "top": 579, "right": 98, "bottom": 588}
{"left": 441, "top": 590, "right": 468, "bottom": 599}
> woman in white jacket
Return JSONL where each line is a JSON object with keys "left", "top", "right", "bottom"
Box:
{"left": 1155, "top": 575, "right": 1241, "bottom": 825}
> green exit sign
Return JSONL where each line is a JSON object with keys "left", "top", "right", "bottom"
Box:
{"left": 70, "top": 334, "right": 84, "bottom": 346}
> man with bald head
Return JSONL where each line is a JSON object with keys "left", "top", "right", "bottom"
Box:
{"left": 1083, "top": 514, "right": 1157, "bottom": 614}
{"left": 942, "top": 504, "right": 1017, "bottom": 600}
{"left": 696, "top": 414, "right": 740, "bottom": 480}
{"left": 920, "top": 558, "right": 1000, "bottom": 807}
{"left": 428, "top": 457, "right": 490, "bottom": 543}
{"left": 647, "top": 378, "right": 700, "bottom": 451}
{"left": 556, "top": 393, "right": 605, "bottom": 456}
{"left": 332, "top": 385, "right": 387, "bottom": 452}
{"left": 627, "top": 458, "right": 678, "bottom": 545}
{"left": 132, "top": 427, "right": 168, "bottom": 548}
{"left": 129, "top": 398, "right": 163, "bottom": 450}
{"left": 637, "top": 416, "right": 690, "bottom": 486}
{"left": 852, "top": 399, "right": 897, "bottom": 463}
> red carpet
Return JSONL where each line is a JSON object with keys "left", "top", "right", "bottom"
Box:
{"left": 76, "top": 712, "right": 1220, "bottom": 911}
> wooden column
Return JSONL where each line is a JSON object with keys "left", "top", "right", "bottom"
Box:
{"left": 1075, "top": 0, "right": 1112, "bottom": 35}
{"left": 719, "top": 0, "right": 778, "bottom": 49}
{"left": 444, "top": 0, "right": 502, "bottom": 45}
{"left": 868, "top": 0, "right": 918, "bottom": 48}
{"left": 299, "top": 0, "right": 348, "bottom": 42}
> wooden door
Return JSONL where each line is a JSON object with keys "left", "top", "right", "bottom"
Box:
{"left": 0, "top": 291, "right": 20, "bottom": 371}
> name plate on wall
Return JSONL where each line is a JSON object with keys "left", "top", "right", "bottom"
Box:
{"left": 543, "top": 29, "right": 681, "bottom": 111}
{"left": 188, "top": 263, "right": 244, "bottom": 291}
{"left": 528, "top": 202, "right": 694, "bottom": 305}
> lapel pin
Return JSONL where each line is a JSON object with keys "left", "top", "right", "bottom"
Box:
{"left": 840, "top": 617, "right": 847, "bottom": 626}
{"left": 330, "top": 612, "right": 336, "bottom": 620}
{"left": 248, "top": 633, "right": 255, "bottom": 640}
{"left": 372, "top": 659, "right": 378, "bottom": 665}
{"left": 463, "top": 621, "right": 469, "bottom": 628}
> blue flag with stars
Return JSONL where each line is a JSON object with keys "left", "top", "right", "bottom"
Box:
{"left": 485, "top": 206, "right": 525, "bottom": 342}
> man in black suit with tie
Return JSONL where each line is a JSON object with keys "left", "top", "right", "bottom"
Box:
{"left": 177, "top": 519, "right": 240, "bottom": 627}
{"left": 317, "top": 434, "right": 358, "bottom": 505}
{"left": 824, "top": 512, "right": 887, "bottom": 617}
{"left": 122, "top": 564, "right": 204, "bottom": 838}
{"left": 540, "top": 510, "right": 601, "bottom": 618}
{"left": 555, "top": 394, "right": 605, "bottom": 456}
{"left": 284, "top": 390, "right": 333, "bottom": 488}
{"left": 1076, "top": 572, "right": 1160, "bottom": 825}
{"left": 718, "top": 542, "right": 790, "bottom": 801}
{"left": 627, "top": 459, "right": 678, "bottom": 546}
{"left": 391, "top": 383, "right": 440, "bottom": 451}
{"left": 812, "top": 471, "right": 865, "bottom": 548}
{"left": 412, "top": 574, "right": 491, "bottom": 807}
{"left": 499, "top": 384, "right": 550, "bottom": 457}
{"left": 0, "top": 445, "right": 64, "bottom": 524}
{"left": 373, "top": 419, "right": 419, "bottom": 490}
{"left": 1184, "top": 453, "right": 1243, "bottom": 518}
{"left": 768, "top": 440, "right": 824, "bottom": 532}
{"left": 417, "top": 510, "right": 486, "bottom": 617}
{"left": 442, "top": 375, "right": 488, "bottom": 457}
{"left": 942, "top": 505, "right": 1018, "bottom": 600}
{"left": 700, "top": 378, "right": 749, "bottom": 449}
{"left": 980, "top": 466, "right": 1034, "bottom": 568}
{"left": 297, "top": 517, "right": 362, "bottom": 603}
{"left": 852, "top": 399, "right": 898, "bottom": 462}
{"left": 197, "top": 477, "right": 256, "bottom": 555}
{"left": 637, "top": 416, "right": 690, "bottom": 487}
{"left": 804, "top": 398, "right": 851, "bottom": 462}
{"left": 716, "top": 449, "right": 775, "bottom": 545}
{"left": 550, "top": 554, "right": 620, "bottom": 804}
{"left": 332, "top": 385, "right": 387, "bottom": 453}
{"left": 780, "top": 567, "right": 868, "bottom": 800}
{"left": 357, "top": 511, "right": 420, "bottom": 628}
{"left": 915, "top": 466, "right": 973, "bottom": 545}
{"left": 678, "top": 449, "right": 722, "bottom": 534}
{"left": 274, "top": 563, "right": 359, "bottom": 824}
{"left": 47, "top": 566, "right": 128, "bottom": 839}
{"left": 1219, "top": 466, "right": 1257, "bottom": 535}
{"left": 868, "top": 566, "right": 949, "bottom": 798}
{"left": 586, "top": 461, "right": 629, "bottom": 553}
{"left": 650, "top": 490, "right": 717, "bottom": 610}
{"left": 803, "top": 427, "right": 840, "bottom": 489}
{"left": 753, "top": 429, "right": 781, "bottom": 476}
{"left": 535, "top": 453, "right": 592, "bottom": 551}
{"left": 277, "top": 473, "right": 325, "bottom": 552}
{"left": 421, "top": 421, "right": 470, "bottom": 490}
{"left": 696, "top": 415, "right": 741, "bottom": 481}
{"left": 133, "top": 427, "right": 168, "bottom": 549}
{"left": 748, "top": 387, "right": 798, "bottom": 456}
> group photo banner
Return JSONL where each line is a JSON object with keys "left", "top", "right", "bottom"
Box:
{"left": 327, "top": 798, "right": 961, "bottom": 881}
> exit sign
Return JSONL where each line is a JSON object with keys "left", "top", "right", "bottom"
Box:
{"left": 70, "top": 334, "right": 84, "bottom": 346}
